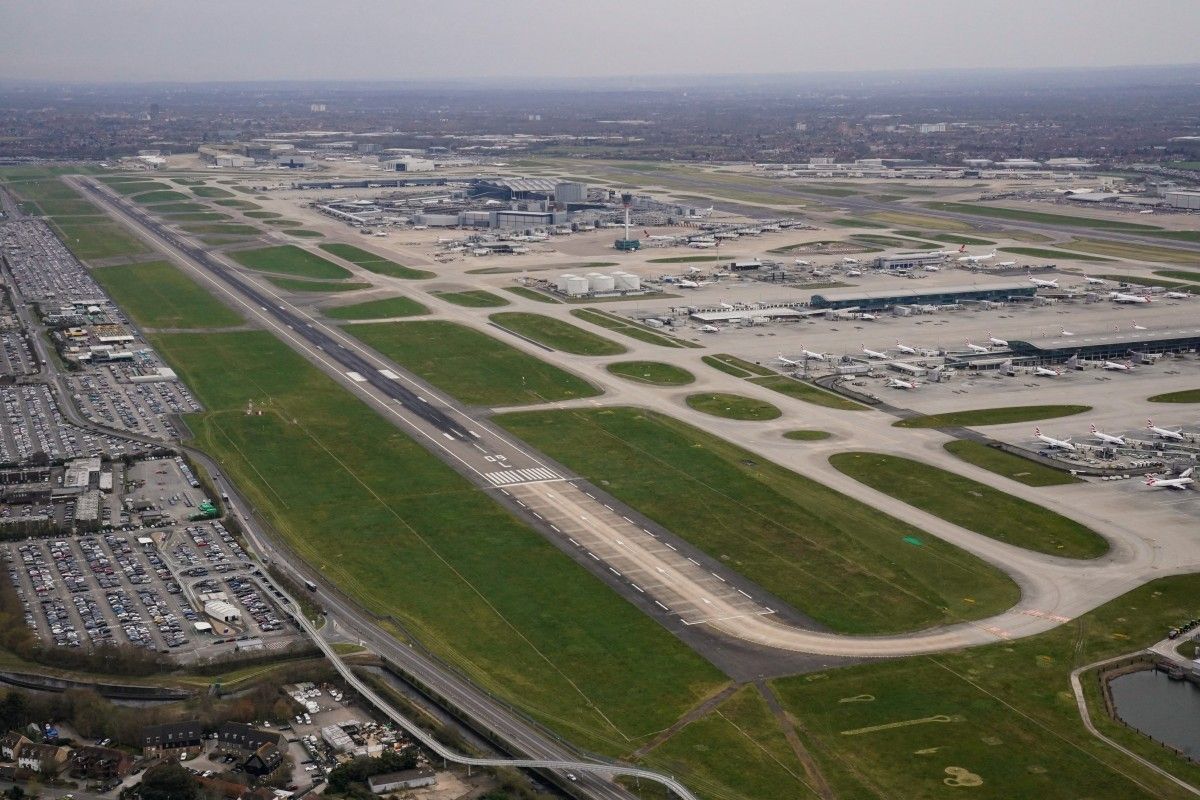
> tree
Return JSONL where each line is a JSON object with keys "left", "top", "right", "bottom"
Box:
{"left": 134, "top": 763, "right": 201, "bottom": 800}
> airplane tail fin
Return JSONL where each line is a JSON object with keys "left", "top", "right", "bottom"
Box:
{"left": 1034, "top": 426, "right": 1042, "bottom": 437}
{"left": 959, "top": 244, "right": 966, "bottom": 253}
{"left": 1145, "top": 474, "right": 1157, "bottom": 485}
{"left": 1090, "top": 424, "right": 1098, "bottom": 434}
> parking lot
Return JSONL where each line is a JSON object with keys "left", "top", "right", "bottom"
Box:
{"left": 71, "top": 357, "right": 201, "bottom": 441}
{"left": 4, "top": 521, "right": 297, "bottom": 659}
{"left": 1, "top": 219, "right": 108, "bottom": 303}
{"left": 0, "top": 383, "right": 139, "bottom": 464}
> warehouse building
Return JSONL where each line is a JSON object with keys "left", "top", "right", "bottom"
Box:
{"left": 1164, "top": 191, "right": 1200, "bottom": 210}
{"left": 809, "top": 281, "right": 1036, "bottom": 310}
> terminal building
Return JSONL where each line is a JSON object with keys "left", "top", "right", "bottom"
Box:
{"left": 871, "top": 252, "right": 947, "bottom": 271}
{"left": 809, "top": 281, "right": 1036, "bottom": 311}
{"left": 1008, "top": 327, "right": 1200, "bottom": 362}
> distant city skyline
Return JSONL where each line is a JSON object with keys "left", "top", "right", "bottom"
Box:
{"left": 2, "top": 0, "right": 1199, "bottom": 83}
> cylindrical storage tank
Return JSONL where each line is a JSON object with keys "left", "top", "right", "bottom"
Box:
{"left": 565, "top": 276, "right": 590, "bottom": 296}
{"left": 614, "top": 272, "right": 641, "bottom": 291}
{"left": 588, "top": 272, "right": 616, "bottom": 293}
{"left": 557, "top": 274, "right": 577, "bottom": 292}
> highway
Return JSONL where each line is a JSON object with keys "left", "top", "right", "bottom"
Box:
{"left": 72, "top": 178, "right": 689, "bottom": 800}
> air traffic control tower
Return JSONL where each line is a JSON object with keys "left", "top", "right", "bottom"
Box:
{"left": 613, "top": 193, "right": 641, "bottom": 251}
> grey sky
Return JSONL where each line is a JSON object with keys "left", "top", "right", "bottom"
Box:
{"left": 3, "top": 0, "right": 1198, "bottom": 83}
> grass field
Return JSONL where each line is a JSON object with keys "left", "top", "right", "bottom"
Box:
{"left": 244, "top": 211, "right": 282, "bottom": 219}
{"left": 771, "top": 574, "right": 1200, "bottom": 800}
{"left": 347, "top": 320, "right": 600, "bottom": 406}
{"left": 503, "top": 286, "right": 561, "bottom": 303}
{"left": 1094, "top": 274, "right": 1200, "bottom": 293}
{"left": 146, "top": 201, "right": 209, "bottom": 213}
{"left": 923, "top": 201, "right": 1162, "bottom": 232}
{"left": 150, "top": 332, "right": 722, "bottom": 756}
{"left": 852, "top": 234, "right": 940, "bottom": 249}
{"left": 685, "top": 392, "right": 782, "bottom": 421}
{"left": 324, "top": 297, "right": 429, "bottom": 320}
{"left": 943, "top": 440, "right": 1082, "bottom": 487}
{"left": 433, "top": 289, "right": 510, "bottom": 307}
{"left": 829, "top": 217, "right": 889, "bottom": 228}
{"left": 495, "top": 408, "right": 1020, "bottom": 634}
{"left": 109, "top": 181, "right": 173, "bottom": 196}
{"left": 229, "top": 245, "right": 351, "bottom": 279}
{"left": 748, "top": 375, "right": 867, "bottom": 411}
{"left": 701, "top": 353, "right": 774, "bottom": 377}
{"left": 570, "top": 308, "right": 698, "bottom": 348}
{"left": 1148, "top": 389, "right": 1200, "bottom": 403}
{"left": 895, "top": 231, "right": 996, "bottom": 245}
{"left": 212, "top": 199, "right": 261, "bottom": 209}
{"left": 262, "top": 219, "right": 303, "bottom": 227}
{"left": 1063, "top": 238, "right": 1200, "bottom": 265}
{"left": 605, "top": 361, "right": 695, "bottom": 386}
{"left": 489, "top": 312, "right": 626, "bottom": 355}
{"left": 91, "top": 261, "right": 243, "bottom": 329}
{"left": 191, "top": 186, "right": 236, "bottom": 198}
{"left": 160, "top": 212, "right": 231, "bottom": 222}
{"left": 179, "top": 223, "right": 260, "bottom": 236}
{"left": 866, "top": 210, "right": 976, "bottom": 231}
{"left": 830, "top": 452, "right": 1105, "bottom": 558}
{"left": 50, "top": 221, "right": 148, "bottom": 261}
{"left": 283, "top": 229, "right": 324, "bottom": 238}
{"left": 318, "top": 243, "right": 435, "bottom": 279}
{"left": 783, "top": 429, "right": 831, "bottom": 441}
{"left": 132, "top": 190, "right": 191, "bottom": 204}
{"left": 265, "top": 277, "right": 370, "bottom": 293}
{"left": 896, "top": 404, "right": 1090, "bottom": 428}
{"left": 998, "top": 246, "right": 1113, "bottom": 262}
{"left": 1155, "top": 269, "right": 1200, "bottom": 282}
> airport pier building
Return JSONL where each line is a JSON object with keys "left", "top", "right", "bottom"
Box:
{"left": 1008, "top": 327, "right": 1200, "bottom": 363}
{"left": 808, "top": 281, "right": 1036, "bottom": 311}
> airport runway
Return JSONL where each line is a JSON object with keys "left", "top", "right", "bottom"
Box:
{"left": 77, "top": 177, "right": 1200, "bottom": 662}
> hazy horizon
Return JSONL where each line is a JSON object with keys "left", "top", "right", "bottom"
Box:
{"left": 3, "top": 0, "right": 1199, "bottom": 84}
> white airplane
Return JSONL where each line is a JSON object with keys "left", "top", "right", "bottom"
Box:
{"left": 1111, "top": 292, "right": 1151, "bottom": 304}
{"left": 1102, "top": 360, "right": 1134, "bottom": 371}
{"left": 1131, "top": 321, "right": 1147, "bottom": 330}
{"left": 1147, "top": 418, "right": 1186, "bottom": 441}
{"left": 995, "top": 260, "right": 1017, "bottom": 268}
{"left": 857, "top": 312, "right": 878, "bottom": 321}
{"left": 861, "top": 344, "right": 890, "bottom": 360}
{"left": 1090, "top": 424, "right": 1125, "bottom": 445}
{"left": 987, "top": 331, "right": 1009, "bottom": 347}
{"left": 1145, "top": 469, "right": 1195, "bottom": 490}
{"left": 1165, "top": 291, "right": 1191, "bottom": 300}
{"left": 1035, "top": 426, "right": 1076, "bottom": 451}
{"left": 1034, "top": 366, "right": 1062, "bottom": 377}
{"left": 846, "top": 269, "right": 863, "bottom": 277}
{"left": 700, "top": 325, "right": 721, "bottom": 333}
{"left": 776, "top": 353, "right": 801, "bottom": 368}
{"left": 1027, "top": 274, "right": 1059, "bottom": 288}
{"left": 793, "top": 259, "right": 812, "bottom": 266}
{"left": 719, "top": 302, "right": 734, "bottom": 310}
{"left": 689, "top": 241, "right": 716, "bottom": 249}
{"left": 799, "top": 348, "right": 832, "bottom": 361}
{"left": 895, "top": 340, "right": 918, "bottom": 355}
{"left": 958, "top": 250, "right": 997, "bottom": 264}
{"left": 843, "top": 257, "right": 859, "bottom": 265}
{"left": 1084, "top": 276, "right": 1108, "bottom": 285}
{"left": 678, "top": 280, "right": 700, "bottom": 289}
{"left": 1060, "top": 329, "right": 1075, "bottom": 337}
{"left": 886, "top": 378, "right": 918, "bottom": 390}
{"left": 964, "top": 340, "right": 991, "bottom": 354}
{"left": 923, "top": 265, "right": 940, "bottom": 272}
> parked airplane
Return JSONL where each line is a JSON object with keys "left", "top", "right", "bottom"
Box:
{"left": 843, "top": 257, "right": 859, "bottom": 265}
{"left": 1102, "top": 360, "right": 1134, "bottom": 371}
{"left": 1111, "top": 292, "right": 1151, "bottom": 304}
{"left": 1035, "top": 427, "right": 1076, "bottom": 451}
{"left": 699, "top": 325, "right": 721, "bottom": 333}
{"left": 1060, "top": 329, "right": 1075, "bottom": 336}
{"left": 923, "top": 265, "right": 941, "bottom": 272}
{"left": 964, "top": 340, "right": 991, "bottom": 353}
{"left": 689, "top": 241, "right": 716, "bottom": 249}
{"left": 857, "top": 312, "right": 878, "bottom": 321}
{"left": 1084, "top": 276, "right": 1108, "bottom": 285}
{"left": 1145, "top": 468, "right": 1195, "bottom": 490}
{"left": 861, "top": 344, "right": 890, "bottom": 360}
{"left": 1147, "top": 419, "right": 1186, "bottom": 441}
{"left": 719, "top": 302, "right": 735, "bottom": 310}
{"left": 1034, "top": 366, "right": 1062, "bottom": 377}
{"left": 1090, "top": 425, "right": 1126, "bottom": 445}
{"left": 958, "top": 250, "right": 997, "bottom": 264}
{"left": 1027, "top": 275, "right": 1059, "bottom": 288}
{"left": 987, "top": 331, "right": 1009, "bottom": 347}
{"left": 995, "top": 261, "right": 1017, "bottom": 268}
{"left": 846, "top": 269, "right": 863, "bottom": 277}
{"left": 895, "top": 340, "right": 918, "bottom": 355}
{"left": 678, "top": 280, "right": 700, "bottom": 289}
{"left": 1165, "top": 291, "right": 1192, "bottom": 300}
{"left": 794, "top": 259, "right": 812, "bottom": 266}
{"left": 776, "top": 353, "right": 802, "bottom": 368}
{"left": 799, "top": 348, "right": 832, "bottom": 361}
{"left": 886, "top": 378, "right": 918, "bottom": 390}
